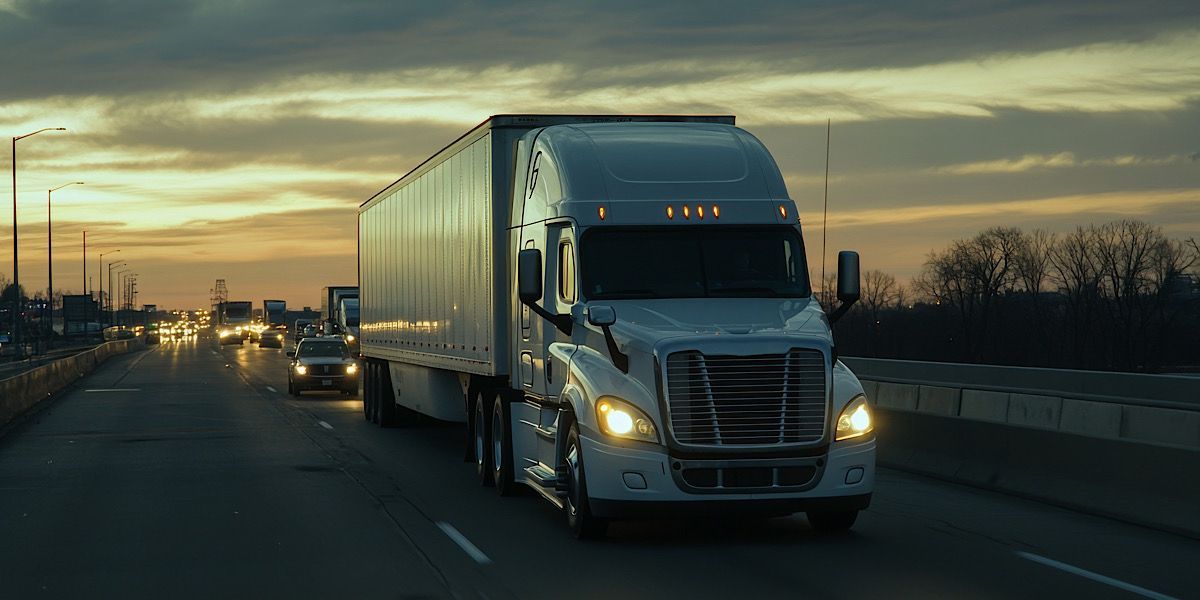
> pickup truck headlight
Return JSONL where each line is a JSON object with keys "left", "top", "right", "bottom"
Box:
{"left": 295, "top": 364, "right": 308, "bottom": 375}
{"left": 345, "top": 363, "right": 358, "bottom": 375}
{"left": 835, "top": 395, "right": 873, "bottom": 441}
{"left": 596, "top": 396, "right": 658, "bottom": 443}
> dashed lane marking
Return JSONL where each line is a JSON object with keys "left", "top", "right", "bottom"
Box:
{"left": 318, "top": 420, "right": 333, "bottom": 430}
{"left": 266, "top": 386, "right": 278, "bottom": 393}
{"left": 1015, "top": 552, "right": 1178, "bottom": 600}
{"left": 436, "top": 522, "right": 491, "bottom": 565}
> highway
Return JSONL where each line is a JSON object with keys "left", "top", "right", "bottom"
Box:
{"left": 1, "top": 337, "right": 1195, "bottom": 599}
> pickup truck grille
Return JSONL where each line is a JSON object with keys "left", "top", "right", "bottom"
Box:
{"left": 665, "top": 349, "right": 827, "bottom": 446}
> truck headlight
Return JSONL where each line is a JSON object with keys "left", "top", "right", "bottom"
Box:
{"left": 596, "top": 397, "right": 658, "bottom": 443}
{"left": 295, "top": 364, "right": 308, "bottom": 375}
{"left": 345, "top": 363, "right": 358, "bottom": 375}
{"left": 835, "top": 395, "right": 873, "bottom": 441}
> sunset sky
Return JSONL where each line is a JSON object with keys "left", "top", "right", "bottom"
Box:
{"left": 2, "top": 0, "right": 1198, "bottom": 310}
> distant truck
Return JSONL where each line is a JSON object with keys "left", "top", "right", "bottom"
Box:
{"left": 217, "top": 300, "right": 253, "bottom": 344}
{"left": 263, "top": 299, "right": 287, "bottom": 327}
{"left": 319, "top": 286, "right": 358, "bottom": 335}
{"left": 358, "top": 115, "right": 874, "bottom": 537}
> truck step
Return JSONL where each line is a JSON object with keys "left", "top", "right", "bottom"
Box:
{"left": 524, "top": 464, "right": 567, "bottom": 498}
{"left": 534, "top": 425, "right": 557, "bottom": 440}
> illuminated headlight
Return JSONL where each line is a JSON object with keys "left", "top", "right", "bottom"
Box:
{"left": 595, "top": 397, "right": 658, "bottom": 443}
{"left": 218, "top": 330, "right": 231, "bottom": 338}
{"left": 295, "top": 364, "right": 308, "bottom": 375}
{"left": 345, "top": 335, "right": 355, "bottom": 343}
{"left": 345, "top": 363, "right": 358, "bottom": 375}
{"left": 835, "top": 395, "right": 873, "bottom": 441}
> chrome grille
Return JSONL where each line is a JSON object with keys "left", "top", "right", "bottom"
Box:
{"left": 665, "top": 349, "right": 827, "bottom": 446}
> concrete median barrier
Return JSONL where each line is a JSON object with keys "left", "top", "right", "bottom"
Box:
{"left": 846, "top": 356, "right": 1200, "bottom": 537}
{"left": 0, "top": 340, "right": 142, "bottom": 430}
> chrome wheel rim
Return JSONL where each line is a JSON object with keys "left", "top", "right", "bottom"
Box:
{"left": 565, "top": 441, "right": 580, "bottom": 517}
{"left": 473, "top": 397, "right": 484, "bottom": 468}
{"left": 492, "top": 401, "right": 503, "bottom": 474}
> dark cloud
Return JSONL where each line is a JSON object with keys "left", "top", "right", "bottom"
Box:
{"left": 2, "top": 0, "right": 1196, "bottom": 101}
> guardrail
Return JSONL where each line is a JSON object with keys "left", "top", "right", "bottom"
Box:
{"left": 844, "top": 357, "right": 1200, "bottom": 538}
{"left": 0, "top": 339, "right": 143, "bottom": 430}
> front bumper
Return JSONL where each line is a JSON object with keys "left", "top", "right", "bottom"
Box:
{"left": 293, "top": 371, "right": 358, "bottom": 391}
{"left": 581, "top": 433, "right": 875, "bottom": 519}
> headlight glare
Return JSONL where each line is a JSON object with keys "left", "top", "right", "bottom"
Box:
{"left": 596, "top": 397, "right": 658, "bottom": 443}
{"left": 295, "top": 364, "right": 307, "bottom": 375}
{"left": 345, "top": 334, "right": 355, "bottom": 342}
{"left": 345, "top": 363, "right": 358, "bottom": 375}
{"left": 835, "top": 395, "right": 873, "bottom": 441}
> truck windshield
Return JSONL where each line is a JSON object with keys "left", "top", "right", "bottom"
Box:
{"left": 581, "top": 227, "right": 811, "bottom": 299}
{"left": 225, "top": 306, "right": 249, "bottom": 319}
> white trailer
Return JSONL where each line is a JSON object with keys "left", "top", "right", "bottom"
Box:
{"left": 358, "top": 115, "right": 875, "bottom": 537}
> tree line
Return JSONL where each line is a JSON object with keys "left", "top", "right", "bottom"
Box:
{"left": 824, "top": 219, "right": 1200, "bottom": 373}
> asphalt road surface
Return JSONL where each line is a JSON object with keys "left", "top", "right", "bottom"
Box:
{"left": 1, "top": 336, "right": 1196, "bottom": 599}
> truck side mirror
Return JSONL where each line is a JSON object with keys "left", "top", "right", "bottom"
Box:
{"left": 587, "top": 305, "right": 617, "bottom": 327}
{"left": 836, "top": 251, "right": 860, "bottom": 304}
{"left": 518, "top": 248, "right": 542, "bottom": 304}
{"left": 286, "top": 350, "right": 295, "bottom": 358}
{"left": 830, "top": 250, "right": 860, "bottom": 323}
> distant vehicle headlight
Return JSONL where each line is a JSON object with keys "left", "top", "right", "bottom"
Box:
{"left": 345, "top": 363, "right": 358, "bottom": 375}
{"left": 835, "top": 395, "right": 873, "bottom": 441}
{"left": 345, "top": 334, "right": 355, "bottom": 343}
{"left": 295, "top": 364, "right": 308, "bottom": 375}
{"left": 595, "top": 396, "right": 658, "bottom": 443}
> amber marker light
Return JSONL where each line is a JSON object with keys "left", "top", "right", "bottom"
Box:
{"left": 598, "top": 206, "right": 606, "bottom": 220}
{"left": 682, "top": 205, "right": 690, "bottom": 219}
{"left": 778, "top": 204, "right": 788, "bottom": 219}
{"left": 712, "top": 205, "right": 720, "bottom": 219}
{"left": 666, "top": 205, "right": 674, "bottom": 219}
{"left": 697, "top": 205, "right": 705, "bottom": 219}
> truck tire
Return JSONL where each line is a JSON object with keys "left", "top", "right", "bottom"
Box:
{"left": 564, "top": 422, "right": 607, "bottom": 539}
{"left": 492, "top": 392, "right": 515, "bottom": 496}
{"left": 806, "top": 510, "right": 858, "bottom": 533}
{"left": 474, "top": 390, "right": 494, "bottom": 487}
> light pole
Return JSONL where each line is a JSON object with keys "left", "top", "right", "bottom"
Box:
{"left": 46, "top": 181, "right": 83, "bottom": 348}
{"left": 11, "top": 127, "right": 66, "bottom": 358}
{"left": 116, "top": 269, "right": 130, "bottom": 326}
{"left": 99, "top": 250, "right": 120, "bottom": 323}
{"left": 107, "top": 261, "right": 126, "bottom": 326}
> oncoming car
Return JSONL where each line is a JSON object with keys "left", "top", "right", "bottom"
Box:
{"left": 259, "top": 327, "right": 286, "bottom": 348}
{"left": 287, "top": 337, "right": 359, "bottom": 396}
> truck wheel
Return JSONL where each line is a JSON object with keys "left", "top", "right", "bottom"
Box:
{"left": 564, "top": 422, "right": 607, "bottom": 539}
{"left": 474, "top": 391, "right": 494, "bottom": 487}
{"left": 806, "top": 510, "right": 858, "bottom": 533}
{"left": 492, "top": 393, "right": 514, "bottom": 496}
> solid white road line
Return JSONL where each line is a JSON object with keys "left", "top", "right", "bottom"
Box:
{"left": 318, "top": 420, "right": 333, "bottom": 430}
{"left": 1015, "top": 552, "right": 1178, "bottom": 600}
{"left": 266, "top": 386, "right": 278, "bottom": 393}
{"left": 436, "top": 522, "right": 491, "bottom": 565}
{"left": 84, "top": 389, "right": 141, "bottom": 393}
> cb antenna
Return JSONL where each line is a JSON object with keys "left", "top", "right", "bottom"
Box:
{"left": 820, "top": 118, "right": 831, "bottom": 307}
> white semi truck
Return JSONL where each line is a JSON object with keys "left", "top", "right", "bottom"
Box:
{"left": 358, "top": 115, "right": 874, "bottom": 537}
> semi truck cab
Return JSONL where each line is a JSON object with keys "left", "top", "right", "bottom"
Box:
{"left": 502, "top": 122, "right": 873, "bottom": 535}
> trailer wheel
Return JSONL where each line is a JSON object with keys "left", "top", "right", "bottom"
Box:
{"left": 564, "top": 422, "right": 607, "bottom": 539}
{"left": 492, "top": 392, "right": 514, "bottom": 496}
{"left": 474, "top": 390, "right": 494, "bottom": 487}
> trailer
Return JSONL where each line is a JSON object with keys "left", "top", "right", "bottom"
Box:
{"left": 358, "top": 115, "right": 874, "bottom": 537}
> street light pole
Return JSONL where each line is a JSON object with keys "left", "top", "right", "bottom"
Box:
{"left": 107, "top": 261, "right": 126, "bottom": 327}
{"left": 11, "top": 127, "right": 66, "bottom": 358}
{"left": 46, "top": 181, "right": 83, "bottom": 349}
{"left": 116, "top": 269, "right": 130, "bottom": 326}
{"left": 99, "top": 250, "right": 120, "bottom": 324}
